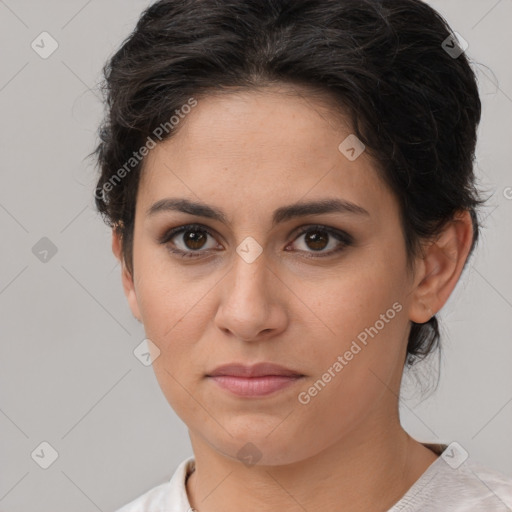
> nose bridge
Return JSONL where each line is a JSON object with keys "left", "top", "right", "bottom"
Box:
{"left": 214, "top": 246, "right": 284, "bottom": 340}
{"left": 227, "top": 247, "right": 270, "bottom": 309}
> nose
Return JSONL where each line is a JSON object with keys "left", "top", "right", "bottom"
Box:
{"left": 213, "top": 250, "right": 288, "bottom": 342}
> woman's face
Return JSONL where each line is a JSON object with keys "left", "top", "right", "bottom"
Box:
{"left": 120, "top": 86, "right": 422, "bottom": 465}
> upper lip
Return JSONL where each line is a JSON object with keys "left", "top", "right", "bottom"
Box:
{"left": 207, "top": 362, "right": 304, "bottom": 378}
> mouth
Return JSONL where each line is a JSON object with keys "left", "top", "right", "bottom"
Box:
{"left": 206, "top": 362, "right": 305, "bottom": 397}
{"left": 207, "top": 374, "right": 305, "bottom": 397}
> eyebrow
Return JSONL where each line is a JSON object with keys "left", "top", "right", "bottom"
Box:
{"left": 147, "top": 197, "right": 370, "bottom": 227}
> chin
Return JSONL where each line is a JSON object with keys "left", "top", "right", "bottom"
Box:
{"left": 201, "top": 427, "right": 315, "bottom": 467}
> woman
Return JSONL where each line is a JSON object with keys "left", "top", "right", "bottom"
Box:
{"left": 93, "top": 0, "right": 512, "bottom": 510}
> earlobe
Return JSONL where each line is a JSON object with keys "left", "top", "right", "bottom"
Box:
{"left": 408, "top": 210, "right": 474, "bottom": 324}
{"left": 111, "top": 229, "right": 142, "bottom": 323}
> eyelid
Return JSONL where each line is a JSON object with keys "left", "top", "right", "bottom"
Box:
{"left": 291, "top": 224, "right": 353, "bottom": 245}
{"left": 286, "top": 224, "right": 353, "bottom": 258}
{"left": 158, "top": 223, "right": 217, "bottom": 245}
{"left": 159, "top": 222, "right": 353, "bottom": 258}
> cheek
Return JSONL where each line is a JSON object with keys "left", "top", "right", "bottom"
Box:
{"left": 295, "top": 287, "right": 407, "bottom": 438}
{"left": 133, "top": 259, "right": 212, "bottom": 416}
{"left": 312, "top": 258, "right": 405, "bottom": 341}
{"left": 134, "top": 238, "right": 203, "bottom": 322}
{"left": 299, "top": 254, "right": 408, "bottom": 390}
{"left": 132, "top": 244, "right": 210, "bottom": 363}
{"left": 137, "top": 275, "right": 208, "bottom": 352}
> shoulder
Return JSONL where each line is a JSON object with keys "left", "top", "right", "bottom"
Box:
{"left": 114, "top": 481, "right": 172, "bottom": 512}
{"left": 451, "top": 457, "right": 512, "bottom": 510}
{"left": 113, "top": 456, "right": 195, "bottom": 512}
{"left": 390, "top": 443, "right": 512, "bottom": 511}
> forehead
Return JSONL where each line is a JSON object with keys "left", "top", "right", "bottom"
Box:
{"left": 162, "top": 85, "right": 350, "bottom": 157}
{"left": 137, "top": 86, "right": 394, "bottom": 221}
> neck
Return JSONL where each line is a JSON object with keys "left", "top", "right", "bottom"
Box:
{"left": 185, "top": 416, "right": 438, "bottom": 512}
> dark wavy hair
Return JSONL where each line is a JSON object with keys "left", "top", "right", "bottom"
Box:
{"left": 92, "top": 0, "right": 485, "bottom": 367}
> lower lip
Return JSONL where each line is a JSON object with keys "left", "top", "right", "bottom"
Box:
{"left": 208, "top": 375, "right": 304, "bottom": 397}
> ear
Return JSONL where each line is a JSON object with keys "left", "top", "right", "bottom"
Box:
{"left": 408, "top": 210, "right": 474, "bottom": 324}
{"left": 112, "top": 228, "right": 142, "bottom": 323}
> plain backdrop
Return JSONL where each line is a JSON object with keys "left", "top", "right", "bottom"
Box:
{"left": 0, "top": 1, "right": 511, "bottom": 511}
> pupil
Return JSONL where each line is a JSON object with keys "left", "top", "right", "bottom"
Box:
{"left": 181, "top": 229, "right": 330, "bottom": 251}
{"left": 306, "top": 230, "right": 328, "bottom": 250}
{"left": 185, "top": 230, "right": 206, "bottom": 250}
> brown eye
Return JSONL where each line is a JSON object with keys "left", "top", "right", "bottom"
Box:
{"left": 288, "top": 225, "right": 353, "bottom": 257}
{"left": 181, "top": 229, "right": 208, "bottom": 250}
{"left": 303, "top": 229, "right": 329, "bottom": 251}
{"left": 160, "top": 224, "right": 220, "bottom": 258}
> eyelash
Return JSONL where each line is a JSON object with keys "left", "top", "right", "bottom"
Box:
{"left": 159, "top": 223, "right": 353, "bottom": 259}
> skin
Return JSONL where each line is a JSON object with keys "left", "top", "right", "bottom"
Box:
{"left": 112, "top": 84, "right": 474, "bottom": 512}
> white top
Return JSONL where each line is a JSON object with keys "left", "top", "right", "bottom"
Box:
{"left": 114, "top": 443, "right": 512, "bottom": 511}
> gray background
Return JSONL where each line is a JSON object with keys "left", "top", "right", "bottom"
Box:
{"left": 0, "top": 1, "right": 511, "bottom": 511}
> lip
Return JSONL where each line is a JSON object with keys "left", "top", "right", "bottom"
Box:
{"left": 207, "top": 362, "right": 303, "bottom": 378}
{"left": 209, "top": 375, "right": 304, "bottom": 397}
{"left": 206, "top": 363, "right": 305, "bottom": 397}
